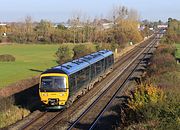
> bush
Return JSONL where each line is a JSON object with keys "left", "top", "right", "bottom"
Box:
{"left": 148, "top": 44, "right": 177, "bottom": 76}
{"left": 95, "top": 43, "right": 112, "bottom": 51}
{"left": 73, "top": 44, "right": 96, "bottom": 59}
{"left": 0, "top": 54, "right": 16, "bottom": 62}
{"left": 125, "top": 84, "right": 180, "bottom": 130}
{"left": 154, "top": 44, "right": 176, "bottom": 56}
{"left": 149, "top": 72, "right": 180, "bottom": 89}
{"left": 0, "top": 97, "right": 14, "bottom": 112}
{"left": 0, "top": 96, "right": 30, "bottom": 128}
{"left": 95, "top": 42, "right": 119, "bottom": 52}
{"left": 148, "top": 53, "right": 177, "bottom": 75}
{"left": 139, "top": 90, "right": 180, "bottom": 130}
{"left": 128, "top": 84, "right": 164, "bottom": 110}
{"left": 55, "top": 45, "right": 74, "bottom": 64}
{"left": 0, "top": 98, "right": 30, "bottom": 128}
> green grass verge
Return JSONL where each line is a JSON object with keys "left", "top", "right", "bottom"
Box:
{"left": 0, "top": 44, "right": 60, "bottom": 88}
{"left": 175, "top": 43, "right": 180, "bottom": 58}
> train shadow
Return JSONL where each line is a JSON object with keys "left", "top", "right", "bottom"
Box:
{"left": 29, "top": 69, "right": 44, "bottom": 73}
{"left": 92, "top": 96, "right": 130, "bottom": 130}
{"left": 70, "top": 96, "right": 130, "bottom": 130}
{"left": 13, "top": 84, "right": 43, "bottom": 112}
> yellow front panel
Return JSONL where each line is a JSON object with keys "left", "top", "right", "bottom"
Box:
{"left": 40, "top": 92, "right": 68, "bottom": 105}
{"left": 39, "top": 73, "right": 69, "bottom": 106}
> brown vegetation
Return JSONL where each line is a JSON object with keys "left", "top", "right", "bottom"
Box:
{"left": 0, "top": 97, "right": 30, "bottom": 128}
{"left": 148, "top": 44, "right": 177, "bottom": 75}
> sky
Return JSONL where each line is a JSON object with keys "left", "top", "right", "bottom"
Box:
{"left": 0, "top": 0, "right": 179, "bottom": 22}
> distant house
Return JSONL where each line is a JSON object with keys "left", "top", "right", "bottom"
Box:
{"left": 149, "top": 28, "right": 154, "bottom": 31}
{"left": 102, "top": 22, "right": 114, "bottom": 29}
{"left": 0, "top": 23, "right": 7, "bottom": 26}
{"left": 61, "top": 23, "right": 72, "bottom": 28}
{"left": 93, "top": 19, "right": 115, "bottom": 30}
{"left": 157, "top": 25, "right": 168, "bottom": 29}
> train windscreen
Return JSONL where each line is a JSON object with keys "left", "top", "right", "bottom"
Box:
{"left": 40, "top": 76, "right": 66, "bottom": 92}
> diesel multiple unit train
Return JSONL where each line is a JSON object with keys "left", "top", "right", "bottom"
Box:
{"left": 39, "top": 50, "right": 114, "bottom": 109}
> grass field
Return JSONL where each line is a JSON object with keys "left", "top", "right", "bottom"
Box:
{"left": 175, "top": 43, "right": 180, "bottom": 58}
{"left": 0, "top": 44, "right": 60, "bottom": 88}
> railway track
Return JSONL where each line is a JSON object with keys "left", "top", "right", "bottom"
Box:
{"left": 20, "top": 111, "right": 46, "bottom": 130}
{"left": 67, "top": 38, "right": 157, "bottom": 130}
{"left": 8, "top": 36, "right": 157, "bottom": 130}
{"left": 17, "top": 111, "right": 62, "bottom": 130}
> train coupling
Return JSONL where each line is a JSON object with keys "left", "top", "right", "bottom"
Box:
{"left": 48, "top": 98, "right": 59, "bottom": 106}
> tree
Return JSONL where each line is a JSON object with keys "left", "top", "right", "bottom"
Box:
{"left": 127, "top": 9, "right": 140, "bottom": 21}
{"left": 110, "top": 5, "right": 128, "bottom": 22}
{"left": 55, "top": 45, "right": 74, "bottom": 64}
{"left": 24, "top": 16, "right": 36, "bottom": 42}
{"left": 70, "top": 11, "right": 82, "bottom": 43}
{"left": 35, "top": 19, "right": 54, "bottom": 42}
{"left": 73, "top": 44, "right": 96, "bottom": 59}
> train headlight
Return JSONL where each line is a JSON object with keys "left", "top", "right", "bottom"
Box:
{"left": 60, "top": 94, "right": 64, "bottom": 96}
{"left": 42, "top": 93, "right": 48, "bottom": 96}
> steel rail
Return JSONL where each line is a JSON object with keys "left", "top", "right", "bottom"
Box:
{"left": 20, "top": 111, "right": 46, "bottom": 130}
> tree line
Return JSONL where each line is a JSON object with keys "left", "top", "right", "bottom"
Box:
{"left": 0, "top": 5, "right": 145, "bottom": 47}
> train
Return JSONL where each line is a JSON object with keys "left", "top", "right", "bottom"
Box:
{"left": 39, "top": 50, "right": 114, "bottom": 109}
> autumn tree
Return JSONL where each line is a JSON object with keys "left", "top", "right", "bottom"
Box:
{"left": 109, "top": 5, "right": 143, "bottom": 46}
{"left": 24, "top": 16, "right": 36, "bottom": 42}
{"left": 35, "top": 19, "right": 54, "bottom": 42}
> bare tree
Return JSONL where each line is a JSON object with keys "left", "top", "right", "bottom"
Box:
{"left": 127, "top": 9, "right": 140, "bottom": 21}
{"left": 70, "top": 10, "right": 82, "bottom": 43}
{"left": 25, "top": 16, "right": 33, "bottom": 33}
{"left": 110, "top": 5, "right": 128, "bottom": 22}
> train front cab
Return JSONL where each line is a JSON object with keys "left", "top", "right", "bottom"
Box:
{"left": 39, "top": 73, "right": 69, "bottom": 109}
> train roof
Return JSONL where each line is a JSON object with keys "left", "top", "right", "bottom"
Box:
{"left": 43, "top": 50, "right": 113, "bottom": 76}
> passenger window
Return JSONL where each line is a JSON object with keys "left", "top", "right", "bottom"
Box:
{"left": 69, "top": 74, "right": 76, "bottom": 91}
{"left": 91, "top": 64, "right": 96, "bottom": 78}
{"left": 76, "top": 67, "right": 90, "bottom": 88}
{"left": 102, "top": 59, "right": 105, "bottom": 71}
{"left": 96, "top": 61, "right": 102, "bottom": 75}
